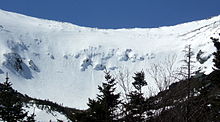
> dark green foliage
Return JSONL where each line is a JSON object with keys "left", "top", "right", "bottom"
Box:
{"left": 147, "top": 70, "right": 220, "bottom": 122}
{"left": 1, "top": 34, "right": 220, "bottom": 121}
{"left": 211, "top": 36, "right": 220, "bottom": 70}
{"left": 28, "top": 98, "right": 80, "bottom": 121}
{"left": 205, "top": 70, "right": 220, "bottom": 121}
{"left": 132, "top": 71, "right": 147, "bottom": 93}
{"left": 0, "top": 75, "right": 28, "bottom": 121}
{"left": 0, "top": 78, "right": 80, "bottom": 122}
{"left": 122, "top": 71, "right": 148, "bottom": 122}
{"left": 123, "top": 91, "right": 145, "bottom": 122}
{"left": 79, "top": 70, "right": 121, "bottom": 122}
{"left": 25, "top": 113, "right": 36, "bottom": 122}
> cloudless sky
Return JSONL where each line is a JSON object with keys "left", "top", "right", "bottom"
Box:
{"left": 0, "top": 0, "right": 220, "bottom": 29}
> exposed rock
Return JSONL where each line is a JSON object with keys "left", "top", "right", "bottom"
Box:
{"left": 94, "top": 64, "right": 106, "bottom": 71}
{"left": 80, "top": 58, "right": 92, "bottom": 71}
{"left": 119, "top": 49, "right": 132, "bottom": 61}
{"left": 196, "top": 50, "right": 212, "bottom": 64}
{"left": 7, "top": 40, "right": 28, "bottom": 52}
{"left": 29, "top": 60, "right": 40, "bottom": 72}
{"left": 0, "top": 68, "right": 3, "bottom": 74}
{"left": 3, "top": 53, "right": 33, "bottom": 79}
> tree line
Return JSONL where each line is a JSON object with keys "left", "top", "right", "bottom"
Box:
{"left": 1, "top": 35, "right": 220, "bottom": 121}
{"left": 75, "top": 36, "right": 220, "bottom": 122}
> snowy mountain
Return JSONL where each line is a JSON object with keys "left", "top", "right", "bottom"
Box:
{"left": 0, "top": 9, "right": 219, "bottom": 111}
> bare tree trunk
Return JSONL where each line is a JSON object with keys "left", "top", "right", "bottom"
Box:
{"left": 183, "top": 44, "right": 194, "bottom": 122}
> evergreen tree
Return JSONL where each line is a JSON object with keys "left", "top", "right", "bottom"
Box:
{"left": 86, "top": 70, "right": 121, "bottom": 122}
{"left": 211, "top": 36, "right": 220, "bottom": 70}
{"left": 123, "top": 71, "right": 147, "bottom": 122}
{"left": 132, "top": 71, "right": 147, "bottom": 94}
{"left": 0, "top": 73, "right": 28, "bottom": 121}
{"left": 0, "top": 73, "right": 35, "bottom": 122}
{"left": 25, "top": 113, "right": 36, "bottom": 122}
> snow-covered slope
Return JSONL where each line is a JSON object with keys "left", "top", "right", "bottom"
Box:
{"left": 25, "top": 104, "right": 69, "bottom": 122}
{"left": 0, "top": 9, "right": 219, "bottom": 110}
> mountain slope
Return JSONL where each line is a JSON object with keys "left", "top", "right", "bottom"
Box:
{"left": 0, "top": 9, "right": 219, "bottom": 109}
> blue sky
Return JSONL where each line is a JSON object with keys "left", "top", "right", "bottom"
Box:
{"left": 1, "top": 0, "right": 220, "bottom": 29}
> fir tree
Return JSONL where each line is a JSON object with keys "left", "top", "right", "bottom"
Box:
{"left": 25, "top": 113, "right": 36, "bottom": 122}
{"left": 0, "top": 73, "right": 28, "bottom": 121}
{"left": 86, "top": 70, "right": 121, "bottom": 122}
{"left": 132, "top": 71, "right": 147, "bottom": 94}
{"left": 0, "top": 73, "right": 35, "bottom": 122}
{"left": 123, "top": 71, "right": 147, "bottom": 122}
{"left": 211, "top": 36, "right": 220, "bottom": 70}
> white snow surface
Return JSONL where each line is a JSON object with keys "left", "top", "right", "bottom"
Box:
{"left": 0, "top": 9, "right": 220, "bottom": 111}
{"left": 24, "top": 103, "right": 69, "bottom": 122}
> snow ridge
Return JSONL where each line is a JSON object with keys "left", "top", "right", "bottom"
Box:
{"left": 0, "top": 9, "right": 220, "bottom": 112}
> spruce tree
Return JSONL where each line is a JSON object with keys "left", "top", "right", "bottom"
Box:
{"left": 132, "top": 71, "right": 147, "bottom": 94}
{"left": 124, "top": 71, "right": 147, "bottom": 122}
{"left": 25, "top": 113, "right": 36, "bottom": 122}
{"left": 0, "top": 73, "right": 28, "bottom": 121}
{"left": 211, "top": 36, "right": 220, "bottom": 70}
{"left": 86, "top": 70, "right": 121, "bottom": 122}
